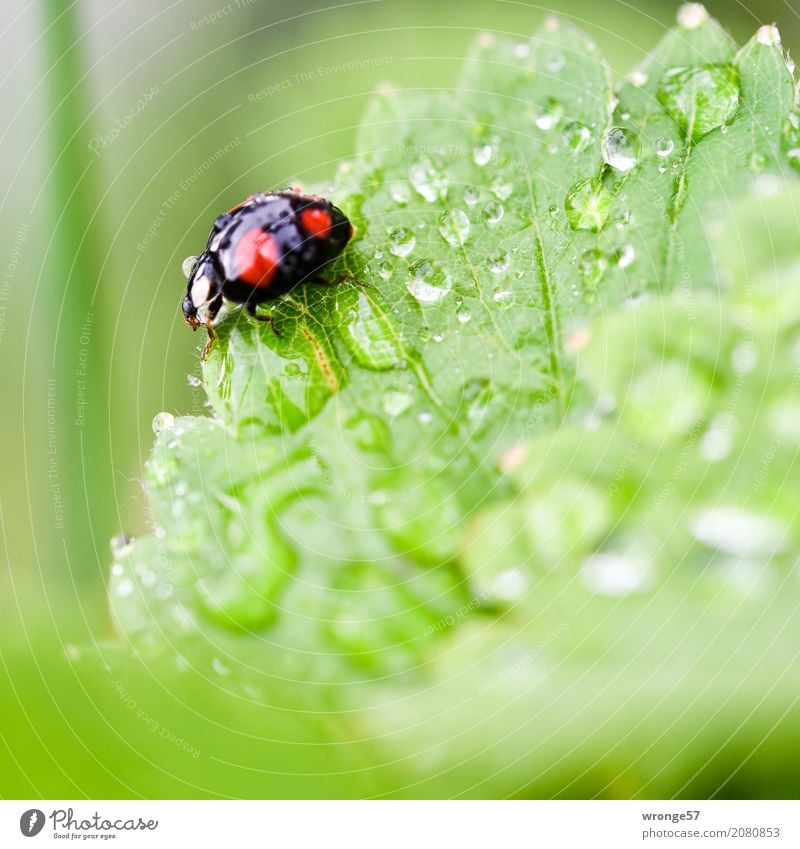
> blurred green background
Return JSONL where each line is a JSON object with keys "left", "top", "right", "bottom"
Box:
{"left": 0, "top": 0, "right": 797, "bottom": 798}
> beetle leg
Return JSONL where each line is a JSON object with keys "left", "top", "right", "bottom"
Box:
{"left": 247, "top": 303, "right": 281, "bottom": 337}
{"left": 201, "top": 320, "right": 216, "bottom": 360}
{"left": 313, "top": 271, "right": 370, "bottom": 290}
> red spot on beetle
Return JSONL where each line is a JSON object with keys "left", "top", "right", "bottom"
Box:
{"left": 299, "top": 207, "right": 332, "bottom": 239}
{"left": 235, "top": 228, "right": 281, "bottom": 287}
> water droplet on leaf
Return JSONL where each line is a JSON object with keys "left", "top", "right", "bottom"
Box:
{"left": 655, "top": 136, "right": 674, "bottom": 158}
{"left": 388, "top": 227, "right": 416, "bottom": 257}
{"left": 657, "top": 64, "right": 740, "bottom": 141}
{"left": 565, "top": 179, "right": 612, "bottom": 232}
{"left": 110, "top": 533, "right": 134, "bottom": 558}
{"left": 676, "top": 3, "right": 709, "bottom": 30}
{"left": 473, "top": 144, "right": 493, "bottom": 166}
{"left": 152, "top": 412, "right": 175, "bottom": 434}
{"left": 535, "top": 97, "right": 563, "bottom": 130}
{"left": 409, "top": 158, "right": 447, "bottom": 201}
{"left": 382, "top": 391, "right": 412, "bottom": 416}
{"left": 486, "top": 249, "right": 509, "bottom": 273}
{"left": 438, "top": 209, "right": 471, "bottom": 246}
{"left": 406, "top": 259, "right": 452, "bottom": 302}
{"left": 563, "top": 122, "right": 592, "bottom": 153}
{"left": 482, "top": 201, "right": 504, "bottom": 225}
{"left": 601, "top": 126, "right": 640, "bottom": 172}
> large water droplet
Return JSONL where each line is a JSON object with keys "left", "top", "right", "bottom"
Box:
{"left": 438, "top": 209, "right": 471, "bottom": 246}
{"left": 182, "top": 255, "right": 198, "bottom": 279}
{"left": 657, "top": 64, "right": 740, "bottom": 141}
{"left": 406, "top": 259, "right": 452, "bottom": 302}
{"left": 340, "top": 291, "right": 404, "bottom": 370}
{"left": 388, "top": 227, "right": 416, "bottom": 257}
{"left": 563, "top": 122, "right": 592, "bottom": 153}
{"left": 152, "top": 412, "right": 175, "bottom": 434}
{"left": 565, "top": 179, "right": 612, "bottom": 232}
{"left": 601, "top": 126, "right": 640, "bottom": 172}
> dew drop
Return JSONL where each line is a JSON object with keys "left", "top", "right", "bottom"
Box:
{"left": 601, "top": 126, "right": 640, "bottom": 172}
{"left": 491, "top": 176, "right": 513, "bottom": 200}
{"left": 565, "top": 179, "right": 612, "bottom": 232}
{"left": 581, "top": 552, "right": 650, "bottom": 596}
{"left": 409, "top": 159, "right": 447, "bottom": 201}
{"left": 629, "top": 68, "right": 648, "bottom": 87}
{"left": 116, "top": 578, "right": 134, "bottom": 598}
{"left": 438, "top": 209, "right": 471, "bottom": 246}
{"left": 406, "top": 259, "right": 452, "bottom": 302}
{"left": 579, "top": 248, "right": 608, "bottom": 302}
{"left": 616, "top": 243, "right": 635, "bottom": 268}
{"left": 463, "top": 185, "right": 481, "bottom": 206}
{"left": 731, "top": 340, "right": 758, "bottom": 374}
{"left": 212, "top": 657, "right": 231, "bottom": 677}
{"left": 486, "top": 249, "right": 509, "bottom": 273}
{"left": 388, "top": 227, "right": 416, "bottom": 257}
{"left": 514, "top": 42, "right": 530, "bottom": 59}
{"left": 181, "top": 255, "right": 198, "bottom": 279}
{"left": 418, "top": 410, "right": 433, "bottom": 425}
{"left": 563, "top": 122, "right": 592, "bottom": 153}
{"left": 690, "top": 507, "right": 787, "bottom": 557}
{"left": 152, "top": 412, "right": 175, "bottom": 435}
{"left": 473, "top": 144, "right": 493, "bottom": 166}
{"left": 545, "top": 51, "right": 565, "bottom": 73}
{"left": 382, "top": 391, "right": 412, "bottom": 417}
{"left": 676, "top": 2, "right": 709, "bottom": 29}
{"left": 457, "top": 308, "right": 472, "bottom": 324}
{"left": 390, "top": 182, "right": 411, "bottom": 205}
{"left": 535, "top": 97, "right": 563, "bottom": 131}
{"left": 756, "top": 24, "right": 780, "bottom": 47}
{"left": 493, "top": 289, "right": 514, "bottom": 306}
{"left": 110, "top": 533, "right": 134, "bottom": 559}
{"left": 655, "top": 136, "right": 674, "bottom": 158}
{"left": 658, "top": 64, "right": 740, "bottom": 141}
{"left": 482, "top": 201, "right": 504, "bottom": 225}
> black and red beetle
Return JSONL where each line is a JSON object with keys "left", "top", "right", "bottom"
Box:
{"left": 182, "top": 189, "right": 353, "bottom": 356}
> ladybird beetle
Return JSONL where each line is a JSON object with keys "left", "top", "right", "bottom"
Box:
{"left": 182, "top": 189, "right": 353, "bottom": 357}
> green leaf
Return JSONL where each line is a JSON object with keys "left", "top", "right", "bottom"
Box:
{"left": 106, "top": 8, "right": 800, "bottom": 796}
